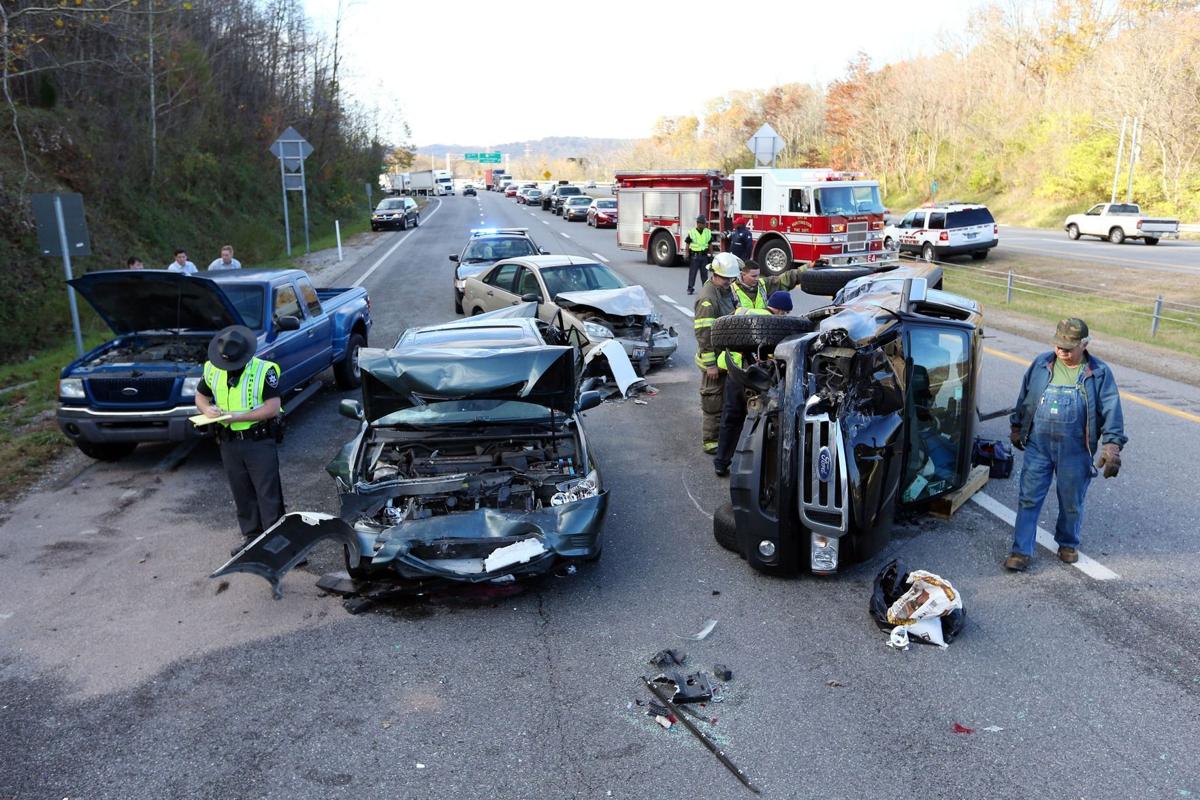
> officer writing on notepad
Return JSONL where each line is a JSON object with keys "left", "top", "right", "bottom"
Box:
{"left": 195, "top": 325, "right": 285, "bottom": 555}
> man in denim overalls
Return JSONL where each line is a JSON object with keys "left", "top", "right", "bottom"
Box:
{"left": 1005, "top": 318, "right": 1127, "bottom": 571}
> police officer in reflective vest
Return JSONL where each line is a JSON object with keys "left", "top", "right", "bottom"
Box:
{"left": 195, "top": 325, "right": 285, "bottom": 554}
{"left": 684, "top": 215, "right": 713, "bottom": 295}
{"left": 713, "top": 291, "right": 793, "bottom": 477}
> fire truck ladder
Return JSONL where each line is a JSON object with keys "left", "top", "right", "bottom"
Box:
{"left": 707, "top": 177, "right": 725, "bottom": 241}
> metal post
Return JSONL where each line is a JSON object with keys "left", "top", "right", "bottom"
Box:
{"left": 1111, "top": 116, "right": 1128, "bottom": 205}
{"left": 297, "top": 141, "right": 311, "bottom": 255}
{"left": 365, "top": 182, "right": 373, "bottom": 211}
{"left": 279, "top": 156, "right": 292, "bottom": 256}
{"left": 1006, "top": 270, "right": 1014, "bottom": 304}
{"left": 54, "top": 195, "right": 85, "bottom": 357}
{"left": 1125, "top": 117, "right": 1140, "bottom": 204}
{"left": 1150, "top": 295, "right": 1163, "bottom": 337}
{"left": 335, "top": 220, "right": 343, "bottom": 262}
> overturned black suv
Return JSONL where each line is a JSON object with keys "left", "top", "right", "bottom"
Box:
{"left": 711, "top": 263, "right": 983, "bottom": 576}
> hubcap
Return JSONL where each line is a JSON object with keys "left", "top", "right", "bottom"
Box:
{"left": 656, "top": 240, "right": 669, "bottom": 260}
{"left": 351, "top": 346, "right": 361, "bottom": 380}
{"left": 764, "top": 246, "right": 787, "bottom": 272}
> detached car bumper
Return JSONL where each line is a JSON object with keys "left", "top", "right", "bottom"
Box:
{"left": 57, "top": 403, "right": 207, "bottom": 444}
{"left": 616, "top": 329, "right": 678, "bottom": 365}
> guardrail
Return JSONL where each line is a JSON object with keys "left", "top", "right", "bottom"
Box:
{"left": 1180, "top": 223, "right": 1200, "bottom": 234}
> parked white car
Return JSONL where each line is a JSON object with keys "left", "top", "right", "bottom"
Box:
{"left": 1064, "top": 203, "right": 1180, "bottom": 245}
{"left": 884, "top": 203, "right": 998, "bottom": 262}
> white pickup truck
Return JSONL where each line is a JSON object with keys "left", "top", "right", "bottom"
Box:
{"left": 1064, "top": 203, "right": 1180, "bottom": 245}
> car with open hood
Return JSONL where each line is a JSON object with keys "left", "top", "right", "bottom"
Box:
{"left": 460, "top": 254, "right": 678, "bottom": 372}
{"left": 212, "top": 309, "right": 618, "bottom": 596}
{"left": 711, "top": 263, "right": 985, "bottom": 576}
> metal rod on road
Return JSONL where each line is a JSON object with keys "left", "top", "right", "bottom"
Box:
{"left": 1111, "top": 116, "right": 1128, "bottom": 205}
{"left": 1151, "top": 295, "right": 1163, "bottom": 337}
{"left": 336, "top": 220, "right": 343, "bottom": 262}
{"left": 54, "top": 195, "right": 84, "bottom": 357}
{"left": 1006, "top": 270, "right": 1014, "bottom": 304}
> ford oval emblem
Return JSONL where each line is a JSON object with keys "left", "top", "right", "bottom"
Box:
{"left": 817, "top": 447, "right": 833, "bottom": 483}
{"left": 121, "top": 387, "right": 139, "bottom": 397}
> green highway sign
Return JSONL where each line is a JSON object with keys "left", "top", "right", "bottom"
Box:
{"left": 465, "top": 152, "right": 480, "bottom": 161}
{"left": 479, "top": 152, "right": 502, "bottom": 163}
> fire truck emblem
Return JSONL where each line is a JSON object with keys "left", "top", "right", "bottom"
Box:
{"left": 770, "top": 217, "right": 778, "bottom": 227}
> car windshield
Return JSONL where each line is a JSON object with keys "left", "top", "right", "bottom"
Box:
{"left": 814, "top": 185, "right": 885, "bottom": 215}
{"left": 567, "top": 197, "right": 592, "bottom": 205}
{"left": 540, "top": 263, "right": 627, "bottom": 297}
{"left": 946, "top": 207, "right": 995, "bottom": 227}
{"left": 903, "top": 327, "right": 970, "bottom": 503}
{"left": 559, "top": 187, "right": 581, "bottom": 195}
{"left": 595, "top": 199, "right": 616, "bottom": 209}
{"left": 222, "top": 285, "right": 265, "bottom": 329}
{"left": 461, "top": 238, "right": 539, "bottom": 263}
{"left": 377, "top": 199, "right": 405, "bottom": 210}
{"left": 375, "top": 399, "right": 554, "bottom": 428}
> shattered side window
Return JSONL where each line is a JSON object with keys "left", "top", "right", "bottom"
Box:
{"left": 902, "top": 327, "right": 969, "bottom": 503}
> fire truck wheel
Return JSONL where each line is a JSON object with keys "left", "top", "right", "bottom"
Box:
{"left": 649, "top": 231, "right": 677, "bottom": 266}
{"left": 757, "top": 239, "right": 792, "bottom": 275}
{"left": 799, "top": 266, "right": 875, "bottom": 297}
{"left": 710, "top": 314, "right": 816, "bottom": 350}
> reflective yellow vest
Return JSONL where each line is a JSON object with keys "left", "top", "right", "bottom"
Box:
{"left": 202, "top": 357, "right": 281, "bottom": 431}
{"left": 732, "top": 282, "right": 766, "bottom": 311}
{"left": 687, "top": 227, "right": 713, "bottom": 253}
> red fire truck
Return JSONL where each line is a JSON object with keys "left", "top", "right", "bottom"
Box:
{"left": 613, "top": 169, "right": 895, "bottom": 275}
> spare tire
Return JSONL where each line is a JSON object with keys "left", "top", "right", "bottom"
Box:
{"left": 710, "top": 313, "right": 816, "bottom": 350}
{"left": 800, "top": 266, "right": 875, "bottom": 297}
{"left": 713, "top": 501, "right": 742, "bottom": 555}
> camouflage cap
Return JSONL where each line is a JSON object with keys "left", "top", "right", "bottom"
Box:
{"left": 1054, "top": 318, "right": 1089, "bottom": 349}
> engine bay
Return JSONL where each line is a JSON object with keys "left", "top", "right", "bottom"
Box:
{"left": 353, "top": 434, "right": 598, "bottom": 527}
{"left": 86, "top": 335, "right": 211, "bottom": 366}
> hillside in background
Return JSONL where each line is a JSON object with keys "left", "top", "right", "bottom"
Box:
{"left": 415, "top": 137, "right": 632, "bottom": 161}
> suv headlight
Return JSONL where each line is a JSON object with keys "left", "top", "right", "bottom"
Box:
{"left": 582, "top": 321, "right": 613, "bottom": 340}
{"left": 59, "top": 378, "right": 85, "bottom": 399}
{"left": 811, "top": 533, "right": 839, "bottom": 573}
{"left": 181, "top": 376, "right": 202, "bottom": 397}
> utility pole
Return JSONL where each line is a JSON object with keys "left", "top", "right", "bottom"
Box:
{"left": 1110, "top": 116, "right": 1128, "bottom": 205}
{"left": 1125, "top": 117, "right": 1141, "bottom": 204}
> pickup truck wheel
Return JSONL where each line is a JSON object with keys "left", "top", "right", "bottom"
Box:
{"left": 650, "top": 231, "right": 677, "bottom": 267}
{"left": 921, "top": 242, "right": 935, "bottom": 262}
{"left": 798, "top": 265, "right": 875, "bottom": 297}
{"left": 713, "top": 501, "right": 744, "bottom": 556}
{"left": 757, "top": 239, "right": 792, "bottom": 275}
{"left": 1067, "top": 223, "right": 1080, "bottom": 240}
{"left": 711, "top": 313, "right": 816, "bottom": 350}
{"left": 1144, "top": 237, "right": 1159, "bottom": 245}
{"left": 334, "top": 333, "right": 366, "bottom": 390}
{"left": 1109, "top": 226, "right": 1125, "bottom": 244}
{"left": 76, "top": 441, "right": 137, "bottom": 461}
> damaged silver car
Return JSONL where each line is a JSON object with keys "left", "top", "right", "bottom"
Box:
{"left": 214, "top": 311, "right": 621, "bottom": 597}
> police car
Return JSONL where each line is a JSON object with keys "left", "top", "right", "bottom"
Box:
{"left": 449, "top": 228, "right": 549, "bottom": 314}
{"left": 884, "top": 203, "right": 998, "bottom": 262}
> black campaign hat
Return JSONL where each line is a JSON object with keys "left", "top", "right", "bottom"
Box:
{"left": 208, "top": 325, "right": 257, "bottom": 371}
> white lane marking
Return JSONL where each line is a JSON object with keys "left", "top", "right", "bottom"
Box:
{"left": 561, "top": 233, "right": 571, "bottom": 239}
{"left": 592, "top": 252, "right": 609, "bottom": 262}
{"left": 659, "top": 294, "right": 678, "bottom": 304}
{"left": 681, "top": 470, "right": 713, "bottom": 521}
{"left": 970, "top": 491, "right": 1120, "bottom": 581}
{"left": 673, "top": 305, "right": 694, "bottom": 318}
{"left": 352, "top": 199, "right": 443, "bottom": 288}
{"left": 542, "top": 220, "right": 550, "bottom": 225}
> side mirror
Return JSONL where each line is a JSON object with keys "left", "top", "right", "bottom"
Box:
{"left": 338, "top": 399, "right": 364, "bottom": 420}
{"left": 576, "top": 390, "right": 604, "bottom": 413}
{"left": 449, "top": 254, "right": 459, "bottom": 262}
{"left": 539, "top": 249, "right": 550, "bottom": 255}
{"left": 521, "top": 293, "right": 541, "bottom": 303}
{"left": 276, "top": 315, "right": 301, "bottom": 332}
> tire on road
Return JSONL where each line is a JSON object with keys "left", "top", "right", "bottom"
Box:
{"left": 76, "top": 440, "right": 138, "bottom": 461}
{"left": 1144, "top": 237, "right": 1159, "bottom": 246}
{"left": 649, "top": 231, "right": 677, "bottom": 267}
{"left": 799, "top": 266, "right": 876, "bottom": 297}
{"left": 1109, "top": 226, "right": 1125, "bottom": 244}
{"left": 713, "top": 501, "right": 742, "bottom": 555}
{"left": 710, "top": 313, "right": 816, "bottom": 350}
{"left": 334, "top": 332, "right": 366, "bottom": 390}
{"left": 1067, "top": 223, "right": 1080, "bottom": 240}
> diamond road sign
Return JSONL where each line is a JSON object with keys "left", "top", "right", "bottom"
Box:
{"left": 746, "top": 123, "right": 785, "bottom": 167}
{"left": 270, "top": 126, "right": 313, "bottom": 171}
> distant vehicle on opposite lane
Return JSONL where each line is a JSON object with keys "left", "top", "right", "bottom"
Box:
{"left": 463, "top": 185, "right": 477, "bottom": 197}
{"left": 371, "top": 197, "right": 420, "bottom": 231}
{"left": 1064, "top": 203, "right": 1180, "bottom": 245}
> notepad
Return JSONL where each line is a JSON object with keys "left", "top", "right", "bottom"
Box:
{"left": 190, "top": 413, "right": 231, "bottom": 426}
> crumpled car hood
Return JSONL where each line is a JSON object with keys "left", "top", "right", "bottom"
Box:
{"left": 358, "top": 343, "right": 577, "bottom": 420}
{"left": 556, "top": 285, "right": 655, "bottom": 317}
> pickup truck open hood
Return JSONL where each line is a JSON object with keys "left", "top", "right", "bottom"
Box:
{"left": 556, "top": 285, "right": 655, "bottom": 317}
{"left": 358, "top": 344, "right": 577, "bottom": 421}
{"left": 69, "top": 271, "right": 245, "bottom": 334}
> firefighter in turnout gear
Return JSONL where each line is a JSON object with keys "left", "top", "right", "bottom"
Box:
{"left": 684, "top": 215, "right": 714, "bottom": 295}
{"left": 195, "top": 325, "right": 286, "bottom": 555}
{"left": 730, "top": 258, "right": 807, "bottom": 311}
{"left": 693, "top": 253, "right": 741, "bottom": 454}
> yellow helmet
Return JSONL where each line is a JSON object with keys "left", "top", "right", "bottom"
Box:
{"left": 711, "top": 252, "right": 742, "bottom": 278}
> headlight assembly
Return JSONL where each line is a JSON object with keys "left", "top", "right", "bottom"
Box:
{"left": 59, "top": 378, "right": 85, "bottom": 399}
{"left": 582, "top": 321, "right": 614, "bottom": 340}
{"left": 180, "top": 376, "right": 202, "bottom": 397}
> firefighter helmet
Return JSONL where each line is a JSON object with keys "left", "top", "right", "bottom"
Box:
{"left": 711, "top": 252, "right": 742, "bottom": 278}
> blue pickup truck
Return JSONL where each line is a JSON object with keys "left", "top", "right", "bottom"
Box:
{"left": 57, "top": 269, "right": 371, "bottom": 460}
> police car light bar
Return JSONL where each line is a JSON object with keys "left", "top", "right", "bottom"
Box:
{"left": 470, "top": 227, "right": 529, "bottom": 236}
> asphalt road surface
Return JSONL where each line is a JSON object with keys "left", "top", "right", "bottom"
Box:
{"left": 999, "top": 224, "right": 1200, "bottom": 274}
{"left": 3, "top": 190, "right": 1199, "bottom": 799}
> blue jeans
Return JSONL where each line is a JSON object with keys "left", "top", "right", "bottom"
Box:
{"left": 1011, "top": 384, "right": 1095, "bottom": 556}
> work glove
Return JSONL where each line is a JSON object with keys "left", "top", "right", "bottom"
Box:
{"left": 1096, "top": 443, "right": 1121, "bottom": 478}
{"left": 1009, "top": 425, "right": 1024, "bottom": 451}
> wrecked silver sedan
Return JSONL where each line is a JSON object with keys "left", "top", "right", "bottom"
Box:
{"left": 215, "top": 313, "right": 612, "bottom": 597}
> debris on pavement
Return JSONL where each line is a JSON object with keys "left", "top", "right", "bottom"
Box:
{"left": 653, "top": 670, "right": 714, "bottom": 704}
{"left": 649, "top": 649, "right": 687, "bottom": 668}
{"left": 825, "top": 679, "right": 844, "bottom": 688}
{"left": 713, "top": 664, "right": 733, "bottom": 681}
{"left": 981, "top": 725, "right": 1004, "bottom": 732}
{"left": 641, "top": 676, "right": 760, "bottom": 795}
{"left": 654, "top": 714, "right": 673, "bottom": 729}
{"left": 684, "top": 619, "right": 718, "bottom": 641}
{"left": 869, "top": 559, "right": 965, "bottom": 649}
{"left": 952, "top": 723, "right": 975, "bottom": 734}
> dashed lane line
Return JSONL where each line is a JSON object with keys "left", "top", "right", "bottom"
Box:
{"left": 984, "top": 346, "right": 1200, "bottom": 424}
{"left": 592, "top": 253, "right": 609, "bottom": 262}
{"left": 561, "top": 233, "right": 571, "bottom": 239}
{"left": 351, "top": 199, "right": 443, "bottom": 288}
{"left": 971, "top": 491, "right": 1120, "bottom": 581}
{"left": 659, "top": 294, "right": 694, "bottom": 318}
